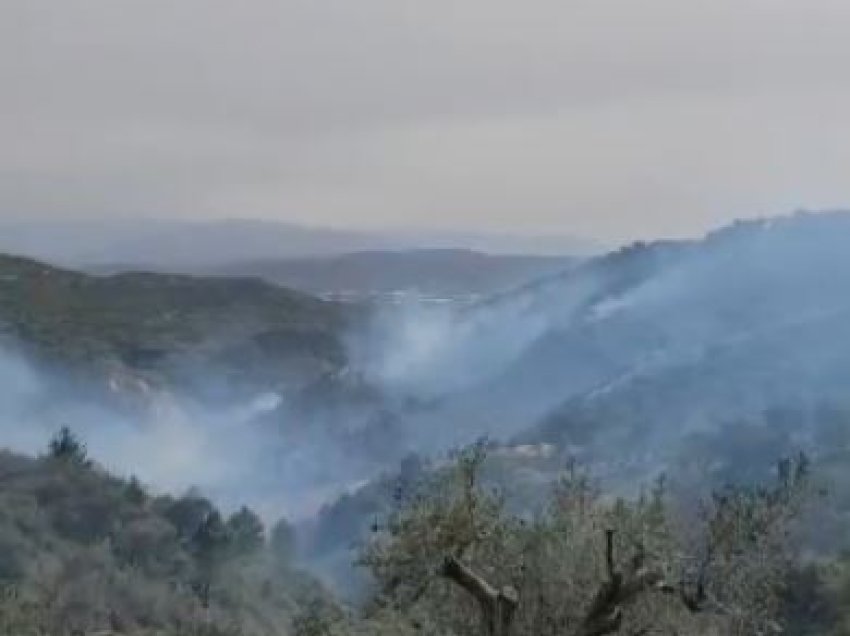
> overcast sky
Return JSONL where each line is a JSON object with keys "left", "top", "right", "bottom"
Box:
{"left": 4, "top": 0, "right": 850, "bottom": 243}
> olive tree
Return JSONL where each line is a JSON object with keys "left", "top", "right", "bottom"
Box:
{"left": 360, "top": 445, "right": 811, "bottom": 636}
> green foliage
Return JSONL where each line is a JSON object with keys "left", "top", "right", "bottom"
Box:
{"left": 0, "top": 448, "right": 330, "bottom": 636}
{"left": 0, "top": 253, "right": 349, "bottom": 396}
{"left": 227, "top": 507, "right": 266, "bottom": 557}
{"left": 47, "top": 426, "right": 89, "bottom": 467}
{"left": 0, "top": 432, "right": 843, "bottom": 636}
{"left": 160, "top": 493, "right": 216, "bottom": 541}
{"left": 293, "top": 599, "right": 345, "bottom": 636}
{"left": 124, "top": 475, "right": 148, "bottom": 505}
{"left": 359, "top": 447, "right": 816, "bottom": 636}
{"left": 194, "top": 510, "right": 232, "bottom": 565}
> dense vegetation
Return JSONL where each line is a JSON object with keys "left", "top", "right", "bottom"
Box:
{"left": 0, "top": 428, "right": 323, "bottom": 636}
{"left": 3, "top": 214, "right": 850, "bottom": 634}
{"left": 0, "top": 254, "right": 349, "bottom": 397}
{"left": 1, "top": 430, "right": 849, "bottom": 635}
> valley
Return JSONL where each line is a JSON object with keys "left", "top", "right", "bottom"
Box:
{"left": 5, "top": 212, "right": 850, "bottom": 512}
{"left": 2, "top": 212, "right": 850, "bottom": 634}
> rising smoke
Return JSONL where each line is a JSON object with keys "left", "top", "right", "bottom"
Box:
{"left": 1, "top": 212, "right": 850, "bottom": 529}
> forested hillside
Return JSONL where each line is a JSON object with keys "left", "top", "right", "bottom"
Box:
{"left": 0, "top": 432, "right": 848, "bottom": 635}
{"left": 0, "top": 429, "right": 328, "bottom": 636}
{"left": 0, "top": 254, "right": 349, "bottom": 400}
{"left": 1, "top": 214, "right": 850, "bottom": 634}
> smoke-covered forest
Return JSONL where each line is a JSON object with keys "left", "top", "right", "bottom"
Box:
{"left": 9, "top": 0, "right": 850, "bottom": 630}
{"left": 0, "top": 213, "right": 850, "bottom": 633}
{"left": 0, "top": 427, "right": 846, "bottom": 635}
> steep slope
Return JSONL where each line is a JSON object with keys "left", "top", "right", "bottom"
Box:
{"left": 373, "top": 212, "right": 850, "bottom": 463}
{"left": 505, "top": 212, "right": 850, "bottom": 477}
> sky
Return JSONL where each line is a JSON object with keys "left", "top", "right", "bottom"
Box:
{"left": 4, "top": 0, "right": 850, "bottom": 243}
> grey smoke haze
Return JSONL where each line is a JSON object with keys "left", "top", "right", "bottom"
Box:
{"left": 0, "top": 348, "right": 363, "bottom": 521}
{"left": 5, "top": 1, "right": 850, "bottom": 242}
{"left": 352, "top": 214, "right": 850, "bottom": 457}
{"left": 0, "top": 213, "right": 848, "bottom": 534}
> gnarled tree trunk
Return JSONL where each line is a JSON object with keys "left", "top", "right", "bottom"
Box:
{"left": 440, "top": 555, "right": 518, "bottom": 636}
{"left": 440, "top": 530, "right": 708, "bottom": 636}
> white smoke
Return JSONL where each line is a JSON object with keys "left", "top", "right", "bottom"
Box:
{"left": 0, "top": 348, "right": 347, "bottom": 521}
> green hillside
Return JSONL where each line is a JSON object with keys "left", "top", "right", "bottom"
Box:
{"left": 0, "top": 254, "right": 350, "bottom": 395}
{"left": 0, "top": 430, "right": 331, "bottom": 636}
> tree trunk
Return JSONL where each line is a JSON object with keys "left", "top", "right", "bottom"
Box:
{"left": 441, "top": 555, "right": 518, "bottom": 636}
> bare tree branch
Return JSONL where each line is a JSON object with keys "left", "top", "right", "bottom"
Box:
{"left": 440, "top": 555, "right": 500, "bottom": 611}
{"left": 577, "top": 530, "right": 670, "bottom": 636}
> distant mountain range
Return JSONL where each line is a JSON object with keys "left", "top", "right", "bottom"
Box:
{"left": 205, "top": 249, "right": 576, "bottom": 300}
{"left": 0, "top": 218, "right": 601, "bottom": 271}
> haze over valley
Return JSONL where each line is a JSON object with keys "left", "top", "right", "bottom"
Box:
{"left": 2, "top": 211, "right": 849, "bottom": 515}
{"left": 6, "top": 1, "right": 850, "bottom": 632}
{"left": 2, "top": 211, "right": 850, "bottom": 632}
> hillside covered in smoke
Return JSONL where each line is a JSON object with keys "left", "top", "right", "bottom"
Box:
{"left": 301, "top": 211, "right": 850, "bottom": 595}
{"left": 1, "top": 212, "right": 850, "bottom": 633}
{"left": 364, "top": 212, "right": 850, "bottom": 475}
{"left": 2, "top": 212, "right": 850, "bottom": 517}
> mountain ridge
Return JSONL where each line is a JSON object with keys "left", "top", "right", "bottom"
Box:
{"left": 0, "top": 252, "right": 350, "bottom": 404}
{"left": 0, "top": 218, "right": 601, "bottom": 271}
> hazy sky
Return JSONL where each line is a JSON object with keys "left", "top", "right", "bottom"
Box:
{"left": 4, "top": 0, "right": 850, "bottom": 243}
